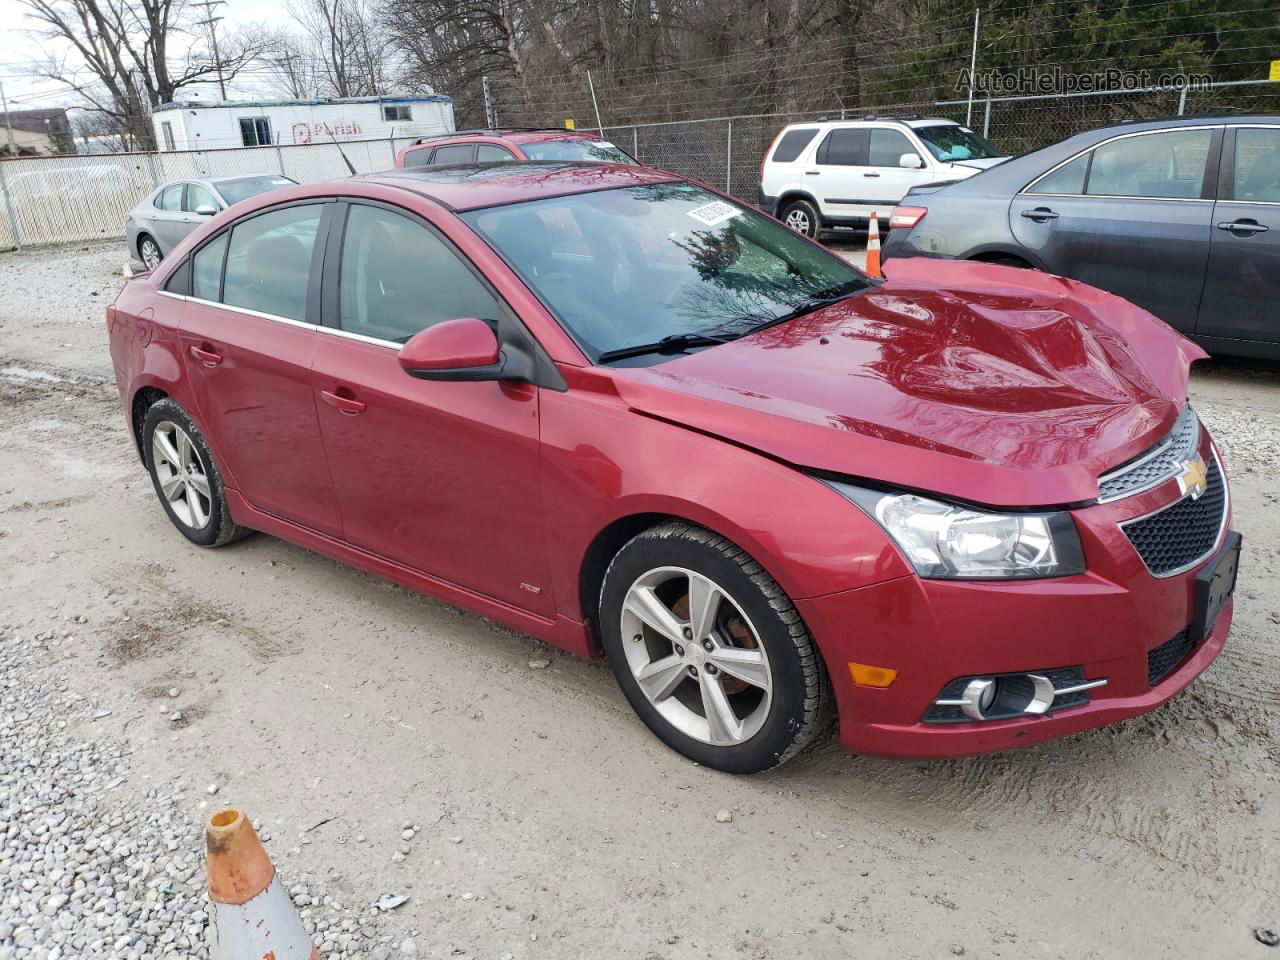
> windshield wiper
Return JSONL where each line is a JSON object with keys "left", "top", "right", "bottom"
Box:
{"left": 596, "top": 331, "right": 736, "bottom": 364}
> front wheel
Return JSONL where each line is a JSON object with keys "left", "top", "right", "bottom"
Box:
{"left": 780, "top": 199, "right": 820, "bottom": 239}
{"left": 599, "top": 522, "right": 832, "bottom": 773}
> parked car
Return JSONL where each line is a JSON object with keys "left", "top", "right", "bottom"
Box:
{"left": 107, "top": 161, "right": 1237, "bottom": 773}
{"left": 395, "top": 128, "right": 638, "bottom": 169}
{"left": 758, "top": 116, "right": 1009, "bottom": 238}
{"left": 127, "top": 173, "right": 297, "bottom": 270}
{"left": 881, "top": 115, "right": 1280, "bottom": 359}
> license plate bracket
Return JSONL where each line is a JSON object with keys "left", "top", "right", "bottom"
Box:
{"left": 1189, "top": 532, "right": 1241, "bottom": 645}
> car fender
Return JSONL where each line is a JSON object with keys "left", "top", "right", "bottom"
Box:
{"left": 958, "top": 240, "right": 1050, "bottom": 271}
{"left": 774, "top": 187, "right": 820, "bottom": 215}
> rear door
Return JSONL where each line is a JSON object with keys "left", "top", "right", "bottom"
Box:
{"left": 310, "top": 200, "right": 556, "bottom": 616}
{"left": 150, "top": 183, "right": 194, "bottom": 253}
{"left": 1197, "top": 125, "right": 1280, "bottom": 345}
{"left": 177, "top": 201, "right": 343, "bottom": 535}
{"left": 810, "top": 128, "right": 870, "bottom": 220}
{"left": 1010, "top": 126, "right": 1220, "bottom": 334}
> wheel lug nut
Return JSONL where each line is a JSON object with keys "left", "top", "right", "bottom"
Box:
{"left": 632, "top": 634, "right": 642, "bottom": 643}
{"left": 682, "top": 627, "right": 693, "bottom": 640}
{"left": 674, "top": 644, "right": 684, "bottom": 657}
{"left": 702, "top": 639, "right": 713, "bottom": 651}
{"left": 687, "top": 665, "right": 698, "bottom": 677}
{"left": 706, "top": 664, "right": 718, "bottom": 676}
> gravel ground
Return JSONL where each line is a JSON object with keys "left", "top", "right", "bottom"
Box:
{"left": 1, "top": 240, "right": 1278, "bottom": 960}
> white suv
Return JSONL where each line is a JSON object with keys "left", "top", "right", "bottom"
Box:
{"left": 758, "top": 117, "right": 1009, "bottom": 237}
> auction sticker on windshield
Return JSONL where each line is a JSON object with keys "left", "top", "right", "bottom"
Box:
{"left": 686, "top": 200, "right": 741, "bottom": 226}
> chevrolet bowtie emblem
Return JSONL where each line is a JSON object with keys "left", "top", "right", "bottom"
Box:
{"left": 1176, "top": 454, "right": 1208, "bottom": 500}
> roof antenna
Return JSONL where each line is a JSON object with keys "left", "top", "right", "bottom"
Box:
{"left": 329, "top": 132, "right": 357, "bottom": 176}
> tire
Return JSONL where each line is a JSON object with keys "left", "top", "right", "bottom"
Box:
{"left": 780, "top": 199, "right": 820, "bottom": 239}
{"left": 599, "top": 522, "right": 833, "bottom": 773}
{"left": 138, "top": 234, "right": 162, "bottom": 271}
{"left": 142, "top": 398, "right": 248, "bottom": 547}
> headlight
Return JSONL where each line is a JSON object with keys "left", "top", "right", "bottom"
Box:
{"left": 824, "top": 481, "right": 1085, "bottom": 580}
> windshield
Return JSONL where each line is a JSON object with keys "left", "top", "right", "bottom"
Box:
{"left": 462, "top": 182, "right": 870, "bottom": 361}
{"left": 914, "top": 124, "right": 1003, "bottom": 162}
{"left": 216, "top": 175, "right": 297, "bottom": 206}
{"left": 518, "top": 139, "right": 638, "bottom": 164}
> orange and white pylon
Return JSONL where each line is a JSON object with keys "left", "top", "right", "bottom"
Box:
{"left": 865, "top": 211, "right": 882, "bottom": 278}
{"left": 206, "top": 808, "right": 319, "bottom": 960}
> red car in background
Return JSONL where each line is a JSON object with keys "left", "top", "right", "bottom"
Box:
{"left": 107, "top": 161, "right": 1238, "bottom": 774}
{"left": 395, "top": 128, "right": 638, "bottom": 169}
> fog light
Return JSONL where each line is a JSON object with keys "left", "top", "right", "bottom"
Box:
{"left": 959, "top": 677, "right": 997, "bottom": 720}
{"left": 930, "top": 670, "right": 1105, "bottom": 723}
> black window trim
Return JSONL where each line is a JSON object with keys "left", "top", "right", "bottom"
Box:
{"left": 1220, "top": 124, "right": 1280, "bottom": 206}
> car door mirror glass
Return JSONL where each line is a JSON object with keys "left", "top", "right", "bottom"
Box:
{"left": 399, "top": 317, "right": 503, "bottom": 381}
{"left": 899, "top": 153, "right": 924, "bottom": 169}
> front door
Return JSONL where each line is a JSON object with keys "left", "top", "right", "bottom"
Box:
{"left": 311, "top": 201, "right": 556, "bottom": 617}
{"left": 178, "top": 201, "right": 343, "bottom": 536}
{"left": 1197, "top": 125, "right": 1280, "bottom": 345}
{"left": 1010, "top": 126, "right": 1220, "bottom": 334}
{"left": 151, "top": 182, "right": 195, "bottom": 252}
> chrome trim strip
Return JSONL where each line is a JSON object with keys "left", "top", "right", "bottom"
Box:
{"left": 1053, "top": 678, "right": 1109, "bottom": 696}
{"left": 1118, "top": 447, "right": 1230, "bottom": 579}
{"left": 1097, "top": 407, "right": 1200, "bottom": 504}
{"left": 157, "top": 291, "right": 401, "bottom": 349}
{"left": 1022, "top": 124, "right": 1223, "bottom": 197}
{"left": 316, "top": 326, "right": 399, "bottom": 349}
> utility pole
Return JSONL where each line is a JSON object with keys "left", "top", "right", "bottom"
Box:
{"left": 966, "top": 5, "right": 981, "bottom": 127}
{"left": 195, "top": 0, "right": 229, "bottom": 100}
{"left": 0, "top": 80, "right": 18, "bottom": 157}
{"left": 482, "top": 76, "right": 496, "bottom": 129}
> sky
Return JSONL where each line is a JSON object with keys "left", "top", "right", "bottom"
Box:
{"left": 0, "top": 0, "right": 296, "bottom": 110}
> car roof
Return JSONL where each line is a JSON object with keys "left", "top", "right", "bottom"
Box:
{"left": 409, "top": 128, "right": 603, "bottom": 148}
{"left": 783, "top": 116, "right": 959, "bottom": 130}
{"left": 361, "top": 161, "right": 682, "bottom": 211}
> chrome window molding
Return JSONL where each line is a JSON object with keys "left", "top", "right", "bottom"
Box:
{"left": 1021, "top": 124, "right": 1222, "bottom": 198}
{"left": 159, "top": 290, "right": 400, "bottom": 349}
{"left": 1118, "top": 447, "right": 1230, "bottom": 579}
{"left": 1097, "top": 405, "right": 1200, "bottom": 503}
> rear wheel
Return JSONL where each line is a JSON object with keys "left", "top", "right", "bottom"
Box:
{"left": 142, "top": 398, "right": 248, "bottom": 547}
{"left": 599, "top": 522, "right": 832, "bottom": 773}
{"left": 780, "top": 199, "right": 820, "bottom": 239}
{"left": 138, "top": 235, "right": 162, "bottom": 270}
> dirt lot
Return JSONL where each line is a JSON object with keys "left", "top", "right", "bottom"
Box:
{"left": 1, "top": 240, "right": 1278, "bottom": 960}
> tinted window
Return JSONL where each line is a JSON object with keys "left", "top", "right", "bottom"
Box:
{"left": 476, "top": 144, "right": 516, "bottom": 163}
{"left": 433, "top": 144, "right": 475, "bottom": 165}
{"left": 1028, "top": 152, "right": 1089, "bottom": 195}
{"left": 869, "top": 129, "right": 915, "bottom": 166}
{"left": 217, "top": 176, "right": 295, "bottom": 206}
{"left": 339, "top": 204, "right": 499, "bottom": 343}
{"left": 1233, "top": 128, "right": 1280, "bottom": 203}
{"left": 404, "top": 147, "right": 434, "bottom": 167}
{"left": 818, "top": 129, "right": 868, "bottom": 166}
{"left": 1086, "top": 129, "right": 1212, "bottom": 199}
{"left": 463, "top": 183, "right": 869, "bottom": 359}
{"left": 222, "top": 205, "right": 322, "bottom": 321}
{"left": 164, "top": 258, "right": 191, "bottom": 295}
{"left": 771, "top": 129, "right": 818, "bottom": 163}
{"left": 185, "top": 184, "right": 219, "bottom": 212}
{"left": 157, "top": 184, "right": 183, "bottom": 210}
{"left": 192, "top": 233, "right": 228, "bottom": 301}
{"left": 519, "top": 139, "right": 637, "bottom": 164}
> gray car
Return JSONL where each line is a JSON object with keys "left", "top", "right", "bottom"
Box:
{"left": 126, "top": 173, "right": 297, "bottom": 270}
{"left": 881, "top": 115, "right": 1280, "bottom": 360}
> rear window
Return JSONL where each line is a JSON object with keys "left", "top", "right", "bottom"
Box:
{"left": 519, "top": 139, "right": 637, "bottom": 164}
{"left": 770, "top": 129, "right": 818, "bottom": 163}
{"left": 216, "top": 176, "right": 295, "bottom": 206}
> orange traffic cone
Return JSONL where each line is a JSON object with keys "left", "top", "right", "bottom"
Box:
{"left": 865, "top": 211, "right": 882, "bottom": 278}
{"left": 206, "top": 808, "right": 319, "bottom": 960}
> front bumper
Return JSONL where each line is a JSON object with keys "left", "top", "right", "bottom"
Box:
{"left": 798, "top": 436, "right": 1235, "bottom": 760}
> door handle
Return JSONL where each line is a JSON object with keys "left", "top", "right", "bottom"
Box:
{"left": 321, "top": 389, "right": 366, "bottom": 416}
{"left": 1020, "top": 208, "right": 1059, "bottom": 221}
{"left": 804, "top": 171, "right": 821, "bottom": 176}
{"left": 1217, "top": 219, "right": 1268, "bottom": 234}
{"left": 188, "top": 344, "right": 222, "bottom": 367}
{"left": 863, "top": 172, "right": 881, "bottom": 178}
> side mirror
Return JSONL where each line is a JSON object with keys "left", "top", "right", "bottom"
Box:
{"left": 399, "top": 317, "right": 505, "bottom": 381}
{"left": 899, "top": 153, "right": 924, "bottom": 170}
{"left": 195, "top": 204, "right": 218, "bottom": 216}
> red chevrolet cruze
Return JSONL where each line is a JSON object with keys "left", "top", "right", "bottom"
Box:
{"left": 107, "top": 162, "right": 1239, "bottom": 773}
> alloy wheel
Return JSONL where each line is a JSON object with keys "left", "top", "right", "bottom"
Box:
{"left": 140, "top": 238, "right": 161, "bottom": 270}
{"left": 784, "top": 209, "right": 811, "bottom": 235}
{"left": 620, "top": 566, "right": 773, "bottom": 746}
{"left": 151, "top": 420, "right": 212, "bottom": 530}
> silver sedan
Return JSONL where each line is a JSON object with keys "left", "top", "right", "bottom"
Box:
{"left": 126, "top": 173, "right": 296, "bottom": 269}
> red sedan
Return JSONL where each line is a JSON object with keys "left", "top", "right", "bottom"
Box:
{"left": 107, "top": 162, "right": 1239, "bottom": 773}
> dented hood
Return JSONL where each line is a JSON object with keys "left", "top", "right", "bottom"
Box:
{"left": 609, "top": 258, "right": 1206, "bottom": 507}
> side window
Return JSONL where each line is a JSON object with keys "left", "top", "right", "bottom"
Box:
{"left": 1086, "top": 129, "right": 1212, "bottom": 200}
{"left": 1028, "top": 152, "right": 1090, "bottom": 195}
{"left": 817, "top": 129, "right": 868, "bottom": 166}
{"left": 157, "top": 183, "right": 183, "bottom": 210}
{"left": 1233, "top": 128, "right": 1280, "bottom": 203}
{"left": 192, "top": 233, "right": 228, "bottom": 301}
{"left": 222, "top": 205, "right": 323, "bottom": 321}
{"left": 771, "top": 129, "right": 818, "bottom": 163}
{"left": 185, "top": 184, "right": 219, "bottom": 212}
{"left": 868, "top": 129, "right": 914, "bottom": 167}
{"left": 404, "top": 147, "right": 434, "bottom": 168}
{"left": 476, "top": 144, "right": 515, "bottom": 163}
{"left": 163, "top": 258, "right": 191, "bottom": 295}
{"left": 339, "top": 204, "right": 499, "bottom": 343}
{"left": 432, "top": 144, "right": 475, "bottom": 165}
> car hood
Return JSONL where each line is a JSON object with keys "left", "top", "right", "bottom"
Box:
{"left": 608, "top": 258, "right": 1206, "bottom": 507}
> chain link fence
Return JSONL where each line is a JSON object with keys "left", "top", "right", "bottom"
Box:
{"left": 0, "top": 135, "right": 425, "bottom": 249}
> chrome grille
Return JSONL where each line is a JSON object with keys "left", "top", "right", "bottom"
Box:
{"left": 1122, "top": 455, "right": 1226, "bottom": 577}
{"left": 1097, "top": 405, "right": 1199, "bottom": 503}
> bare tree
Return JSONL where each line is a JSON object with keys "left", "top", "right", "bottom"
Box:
{"left": 287, "top": 0, "right": 391, "bottom": 98}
